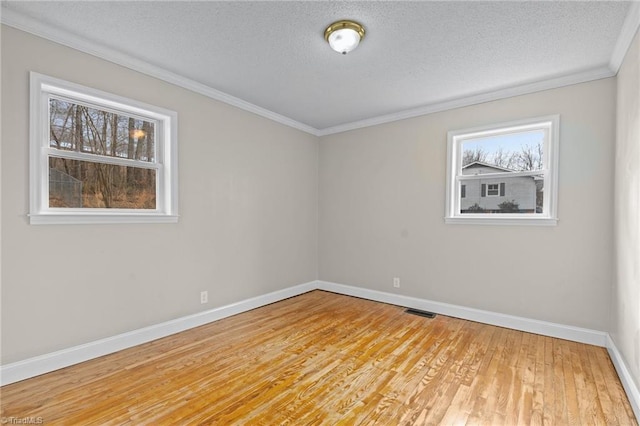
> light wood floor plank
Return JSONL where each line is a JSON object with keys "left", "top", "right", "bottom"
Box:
{"left": 542, "top": 335, "right": 556, "bottom": 425}
{"left": 530, "top": 334, "right": 546, "bottom": 426}
{"left": 1, "top": 291, "right": 636, "bottom": 425}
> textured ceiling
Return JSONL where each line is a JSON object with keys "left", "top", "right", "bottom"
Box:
{"left": 1, "top": 1, "right": 637, "bottom": 134}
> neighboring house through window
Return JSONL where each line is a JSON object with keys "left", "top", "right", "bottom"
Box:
{"left": 30, "top": 72, "right": 178, "bottom": 224}
{"left": 445, "top": 115, "right": 559, "bottom": 225}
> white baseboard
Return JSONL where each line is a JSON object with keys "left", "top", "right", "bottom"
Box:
{"left": 320, "top": 281, "right": 639, "bottom": 420}
{"left": 0, "top": 281, "right": 316, "bottom": 386}
{"left": 1, "top": 278, "right": 629, "bottom": 417}
{"left": 607, "top": 335, "right": 640, "bottom": 421}
{"left": 317, "top": 280, "right": 608, "bottom": 347}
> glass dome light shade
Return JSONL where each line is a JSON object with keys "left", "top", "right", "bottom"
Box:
{"left": 328, "top": 28, "right": 361, "bottom": 54}
{"left": 324, "top": 20, "right": 366, "bottom": 55}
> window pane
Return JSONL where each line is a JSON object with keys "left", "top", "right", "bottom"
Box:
{"left": 49, "top": 157, "right": 156, "bottom": 209}
{"left": 460, "top": 175, "right": 543, "bottom": 214}
{"left": 49, "top": 98, "right": 155, "bottom": 162}
{"left": 461, "top": 130, "right": 544, "bottom": 172}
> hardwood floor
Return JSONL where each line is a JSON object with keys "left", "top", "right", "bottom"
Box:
{"left": 1, "top": 290, "right": 636, "bottom": 425}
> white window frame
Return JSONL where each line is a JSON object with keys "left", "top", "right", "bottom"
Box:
{"left": 445, "top": 115, "right": 559, "bottom": 226}
{"left": 486, "top": 183, "right": 500, "bottom": 197}
{"left": 29, "top": 72, "right": 178, "bottom": 224}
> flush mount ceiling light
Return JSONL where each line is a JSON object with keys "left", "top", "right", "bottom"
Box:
{"left": 324, "top": 20, "right": 366, "bottom": 55}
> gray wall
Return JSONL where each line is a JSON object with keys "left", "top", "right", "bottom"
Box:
{"left": 0, "top": 23, "right": 629, "bottom": 376}
{"left": 319, "top": 79, "right": 616, "bottom": 331}
{"left": 613, "top": 29, "right": 640, "bottom": 393}
{"left": 1, "top": 26, "right": 319, "bottom": 364}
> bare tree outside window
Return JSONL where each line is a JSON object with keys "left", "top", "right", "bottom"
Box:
{"left": 48, "top": 98, "right": 156, "bottom": 209}
{"left": 461, "top": 130, "right": 544, "bottom": 171}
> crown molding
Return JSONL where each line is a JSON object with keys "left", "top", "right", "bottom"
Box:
{"left": 0, "top": 7, "right": 321, "bottom": 136}
{"left": 0, "top": 5, "right": 631, "bottom": 138}
{"left": 610, "top": 1, "right": 640, "bottom": 73}
{"left": 317, "top": 66, "right": 614, "bottom": 136}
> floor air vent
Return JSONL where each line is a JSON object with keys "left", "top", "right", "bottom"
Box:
{"left": 405, "top": 308, "right": 436, "bottom": 318}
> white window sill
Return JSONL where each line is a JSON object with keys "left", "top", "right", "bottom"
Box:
{"left": 445, "top": 216, "right": 558, "bottom": 226}
{"left": 29, "top": 213, "right": 179, "bottom": 225}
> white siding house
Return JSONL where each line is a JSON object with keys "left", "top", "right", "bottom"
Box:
{"left": 460, "top": 162, "right": 538, "bottom": 213}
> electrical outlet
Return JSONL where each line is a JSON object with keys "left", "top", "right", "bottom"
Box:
{"left": 393, "top": 277, "right": 400, "bottom": 288}
{"left": 200, "top": 291, "right": 208, "bottom": 304}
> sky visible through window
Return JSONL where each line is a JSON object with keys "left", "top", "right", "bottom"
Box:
{"left": 461, "top": 129, "right": 544, "bottom": 171}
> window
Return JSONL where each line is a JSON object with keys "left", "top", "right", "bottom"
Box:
{"left": 445, "top": 115, "right": 559, "bottom": 225}
{"left": 481, "top": 183, "right": 505, "bottom": 197}
{"left": 30, "top": 72, "right": 178, "bottom": 224}
{"left": 486, "top": 183, "right": 500, "bottom": 196}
